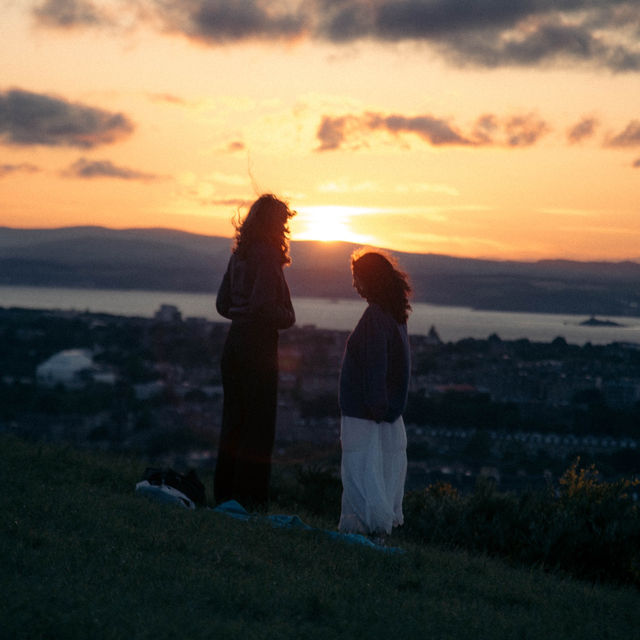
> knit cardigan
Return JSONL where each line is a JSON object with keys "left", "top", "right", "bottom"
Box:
{"left": 339, "top": 303, "right": 410, "bottom": 423}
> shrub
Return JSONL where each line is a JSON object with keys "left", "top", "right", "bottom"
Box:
{"left": 402, "top": 460, "right": 640, "bottom": 587}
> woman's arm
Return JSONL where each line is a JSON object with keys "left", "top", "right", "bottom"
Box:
{"left": 215, "top": 261, "right": 232, "bottom": 319}
{"left": 361, "top": 306, "right": 389, "bottom": 422}
{"left": 249, "top": 248, "right": 295, "bottom": 329}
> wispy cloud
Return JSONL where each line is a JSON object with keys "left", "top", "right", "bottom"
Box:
{"left": 147, "top": 92, "right": 190, "bottom": 106}
{"left": 33, "top": 0, "right": 110, "bottom": 30}
{"left": 633, "top": 157, "right": 640, "bottom": 168}
{"left": 502, "top": 114, "right": 550, "bottom": 147}
{"left": 223, "top": 141, "right": 246, "bottom": 153}
{"left": 208, "top": 171, "right": 249, "bottom": 186}
{"left": 315, "top": 110, "right": 550, "bottom": 151}
{"left": 538, "top": 207, "right": 601, "bottom": 217}
{"left": 0, "top": 162, "right": 40, "bottom": 178}
{"left": 0, "top": 89, "right": 134, "bottom": 148}
{"left": 395, "top": 183, "right": 460, "bottom": 197}
{"left": 197, "top": 198, "right": 250, "bottom": 208}
{"left": 317, "top": 179, "right": 381, "bottom": 194}
{"left": 567, "top": 117, "right": 599, "bottom": 144}
{"left": 605, "top": 120, "right": 640, "bottom": 148}
{"left": 31, "top": 1, "right": 640, "bottom": 72}
{"left": 396, "top": 230, "right": 511, "bottom": 255}
{"left": 62, "top": 157, "right": 160, "bottom": 181}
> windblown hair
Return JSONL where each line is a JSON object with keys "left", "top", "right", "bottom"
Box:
{"left": 351, "top": 249, "right": 412, "bottom": 324}
{"left": 232, "top": 194, "right": 295, "bottom": 265}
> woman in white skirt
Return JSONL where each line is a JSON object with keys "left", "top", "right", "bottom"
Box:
{"left": 338, "top": 250, "right": 411, "bottom": 539}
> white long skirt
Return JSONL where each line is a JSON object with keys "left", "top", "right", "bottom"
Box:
{"left": 338, "top": 415, "right": 407, "bottom": 535}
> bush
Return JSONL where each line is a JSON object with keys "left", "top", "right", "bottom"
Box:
{"left": 402, "top": 460, "right": 640, "bottom": 587}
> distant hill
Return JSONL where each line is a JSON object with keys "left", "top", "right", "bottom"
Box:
{"left": 2, "top": 225, "right": 640, "bottom": 316}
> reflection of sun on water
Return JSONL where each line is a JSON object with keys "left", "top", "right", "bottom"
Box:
{"left": 293, "top": 205, "right": 376, "bottom": 245}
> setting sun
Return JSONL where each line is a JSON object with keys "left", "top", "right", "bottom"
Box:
{"left": 293, "top": 206, "right": 376, "bottom": 245}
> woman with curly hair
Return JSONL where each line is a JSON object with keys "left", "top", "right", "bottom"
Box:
{"left": 214, "top": 194, "right": 296, "bottom": 509}
{"left": 338, "top": 249, "right": 411, "bottom": 540}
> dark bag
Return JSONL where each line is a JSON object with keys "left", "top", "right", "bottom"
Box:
{"left": 143, "top": 467, "right": 206, "bottom": 506}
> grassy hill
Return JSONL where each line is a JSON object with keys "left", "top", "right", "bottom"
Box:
{"left": 2, "top": 434, "right": 639, "bottom": 640}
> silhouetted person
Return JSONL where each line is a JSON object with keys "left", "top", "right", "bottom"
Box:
{"left": 338, "top": 249, "right": 411, "bottom": 540}
{"left": 214, "top": 194, "right": 296, "bottom": 509}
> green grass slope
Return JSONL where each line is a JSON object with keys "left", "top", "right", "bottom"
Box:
{"left": 1, "top": 434, "right": 639, "bottom": 640}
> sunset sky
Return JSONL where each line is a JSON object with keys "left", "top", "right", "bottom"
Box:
{"left": 1, "top": 0, "right": 640, "bottom": 260}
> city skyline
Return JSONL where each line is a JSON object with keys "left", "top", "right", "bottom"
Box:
{"left": 1, "top": 1, "right": 640, "bottom": 261}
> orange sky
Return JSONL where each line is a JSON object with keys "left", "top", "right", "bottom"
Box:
{"left": 1, "top": 1, "right": 640, "bottom": 260}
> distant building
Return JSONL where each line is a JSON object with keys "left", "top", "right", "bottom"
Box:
{"left": 36, "top": 349, "right": 115, "bottom": 388}
{"left": 425, "top": 325, "right": 443, "bottom": 345}
{"left": 154, "top": 304, "right": 182, "bottom": 323}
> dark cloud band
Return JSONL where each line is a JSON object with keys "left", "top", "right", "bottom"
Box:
{"left": 0, "top": 163, "right": 40, "bottom": 178}
{"left": 32, "top": 1, "right": 640, "bottom": 72}
{"left": 605, "top": 120, "right": 640, "bottom": 148}
{"left": 316, "top": 110, "right": 550, "bottom": 151}
{"left": 0, "top": 89, "right": 134, "bottom": 148}
{"left": 63, "top": 158, "right": 159, "bottom": 181}
{"left": 33, "top": 0, "right": 107, "bottom": 29}
{"left": 567, "top": 117, "right": 599, "bottom": 144}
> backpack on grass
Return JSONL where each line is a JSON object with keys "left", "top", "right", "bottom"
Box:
{"left": 135, "top": 467, "right": 206, "bottom": 509}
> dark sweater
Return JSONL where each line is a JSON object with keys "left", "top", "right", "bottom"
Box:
{"left": 339, "top": 303, "right": 410, "bottom": 423}
{"left": 216, "top": 243, "right": 295, "bottom": 330}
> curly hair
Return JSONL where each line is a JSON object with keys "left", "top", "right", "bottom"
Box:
{"left": 351, "top": 249, "right": 412, "bottom": 324}
{"left": 232, "top": 194, "right": 295, "bottom": 265}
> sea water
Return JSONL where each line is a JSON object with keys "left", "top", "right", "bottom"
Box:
{"left": 1, "top": 284, "right": 640, "bottom": 345}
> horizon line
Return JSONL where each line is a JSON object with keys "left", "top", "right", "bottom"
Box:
{"left": 1, "top": 223, "right": 639, "bottom": 265}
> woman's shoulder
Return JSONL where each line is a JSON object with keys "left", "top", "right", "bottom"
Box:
{"left": 365, "top": 303, "right": 407, "bottom": 331}
{"left": 357, "top": 303, "right": 389, "bottom": 330}
{"left": 365, "top": 302, "right": 393, "bottom": 321}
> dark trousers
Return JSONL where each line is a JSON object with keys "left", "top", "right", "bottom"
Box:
{"left": 214, "top": 323, "right": 278, "bottom": 509}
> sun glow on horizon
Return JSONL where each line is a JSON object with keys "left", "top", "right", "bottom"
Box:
{"left": 293, "top": 205, "right": 377, "bottom": 245}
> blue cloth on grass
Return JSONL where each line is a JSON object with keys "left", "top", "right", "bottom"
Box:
{"left": 213, "top": 500, "right": 404, "bottom": 553}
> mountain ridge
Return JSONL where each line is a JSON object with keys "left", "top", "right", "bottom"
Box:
{"left": 2, "top": 225, "right": 640, "bottom": 316}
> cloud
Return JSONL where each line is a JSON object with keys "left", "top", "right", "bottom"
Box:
{"left": 567, "top": 117, "right": 599, "bottom": 144}
{"left": 30, "top": 1, "right": 640, "bottom": 72}
{"left": 201, "top": 198, "right": 251, "bottom": 207}
{"left": 226, "top": 140, "right": 246, "bottom": 153}
{"left": 605, "top": 120, "right": 640, "bottom": 147}
{"left": 0, "top": 163, "right": 40, "bottom": 178}
{"left": 147, "top": 92, "right": 189, "bottom": 106}
{"left": 317, "top": 178, "right": 381, "bottom": 194}
{"left": 315, "top": 110, "right": 550, "bottom": 151}
{"left": 353, "top": 1, "right": 640, "bottom": 72}
{"left": 502, "top": 114, "right": 550, "bottom": 147}
{"left": 315, "top": 112, "right": 474, "bottom": 150}
{"left": 150, "top": 0, "right": 307, "bottom": 44}
{"left": 395, "top": 183, "right": 460, "bottom": 197}
{"left": 367, "top": 113, "right": 473, "bottom": 146}
{"left": 538, "top": 207, "right": 601, "bottom": 217}
{"left": 315, "top": 115, "right": 362, "bottom": 151}
{"left": 633, "top": 158, "right": 640, "bottom": 168}
{"left": 0, "top": 89, "right": 134, "bottom": 148}
{"left": 62, "top": 157, "right": 160, "bottom": 181}
{"left": 33, "top": 0, "right": 110, "bottom": 29}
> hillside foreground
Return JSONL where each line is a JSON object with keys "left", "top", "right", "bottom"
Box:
{"left": 1, "top": 434, "right": 639, "bottom": 640}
